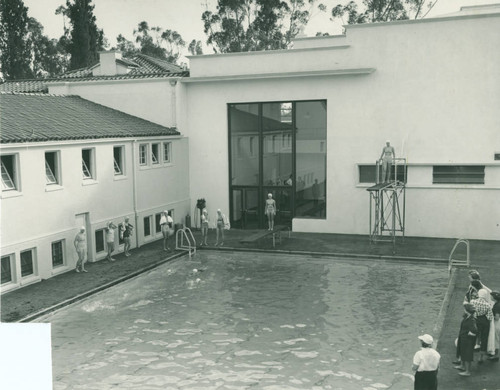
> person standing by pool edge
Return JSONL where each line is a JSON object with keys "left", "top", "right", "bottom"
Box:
{"left": 489, "top": 291, "right": 500, "bottom": 361}
{"left": 105, "top": 222, "right": 118, "bottom": 262}
{"left": 215, "top": 209, "right": 227, "bottom": 246}
{"left": 200, "top": 208, "right": 209, "bottom": 246}
{"left": 265, "top": 193, "right": 276, "bottom": 231}
{"left": 160, "top": 211, "right": 173, "bottom": 251}
{"left": 471, "top": 288, "right": 494, "bottom": 363}
{"left": 74, "top": 226, "right": 88, "bottom": 273}
{"left": 120, "top": 217, "right": 133, "bottom": 257}
{"left": 412, "top": 334, "right": 440, "bottom": 390}
{"left": 454, "top": 303, "right": 478, "bottom": 376}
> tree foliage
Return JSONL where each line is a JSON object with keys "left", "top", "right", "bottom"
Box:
{"left": 188, "top": 39, "right": 203, "bottom": 56}
{"left": 27, "top": 17, "right": 69, "bottom": 77}
{"left": 330, "top": 0, "right": 439, "bottom": 25}
{"left": 65, "top": 0, "right": 105, "bottom": 70}
{"left": 202, "top": 0, "right": 325, "bottom": 53}
{"left": 0, "top": 0, "right": 33, "bottom": 79}
{"left": 132, "top": 21, "right": 186, "bottom": 63}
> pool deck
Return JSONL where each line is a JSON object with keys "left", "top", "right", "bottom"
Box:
{"left": 2, "top": 230, "right": 499, "bottom": 389}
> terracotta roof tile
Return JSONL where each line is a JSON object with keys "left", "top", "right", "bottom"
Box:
{"left": 0, "top": 93, "right": 180, "bottom": 143}
{"left": 0, "top": 53, "right": 189, "bottom": 93}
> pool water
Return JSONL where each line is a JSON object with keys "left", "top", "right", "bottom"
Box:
{"left": 38, "top": 251, "right": 448, "bottom": 390}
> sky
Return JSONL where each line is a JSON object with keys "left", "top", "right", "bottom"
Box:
{"left": 22, "top": 0, "right": 493, "bottom": 62}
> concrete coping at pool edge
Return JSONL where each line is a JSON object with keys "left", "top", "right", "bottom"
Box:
{"left": 434, "top": 267, "right": 458, "bottom": 350}
{"left": 202, "top": 246, "right": 449, "bottom": 264}
{"left": 18, "top": 246, "right": 450, "bottom": 323}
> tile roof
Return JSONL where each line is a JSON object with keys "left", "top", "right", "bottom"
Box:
{"left": 0, "top": 93, "right": 180, "bottom": 143}
{"left": 0, "top": 53, "right": 189, "bottom": 93}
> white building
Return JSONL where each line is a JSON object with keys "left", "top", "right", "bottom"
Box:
{"left": 1, "top": 5, "right": 500, "bottom": 292}
{"left": 182, "top": 5, "right": 500, "bottom": 240}
{"left": 0, "top": 93, "right": 189, "bottom": 293}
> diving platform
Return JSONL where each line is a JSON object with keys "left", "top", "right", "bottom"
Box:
{"left": 367, "top": 158, "right": 407, "bottom": 254}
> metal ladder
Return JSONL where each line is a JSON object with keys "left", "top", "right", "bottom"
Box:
{"left": 175, "top": 227, "right": 196, "bottom": 259}
{"left": 448, "top": 238, "right": 470, "bottom": 272}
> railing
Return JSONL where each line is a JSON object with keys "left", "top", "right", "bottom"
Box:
{"left": 176, "top": 227, "right": 196, "bottom": 259}
{"left": 448, "top": 238, "right": 470, "bottom": 272}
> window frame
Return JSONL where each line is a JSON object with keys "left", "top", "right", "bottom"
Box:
{"left": 432, "top": 165, "right": 485, "bottom": 185}
{"left": 155, "top": 212, "right": 163, "bottom": 235}
{"left": 1, "top": 253, "right": 15, "bottom": 285}
{"left": 51, "top": 240, "right": 65, "bottom": 268}
{"left": 113, "top": 145, "right": 125, "bottom": 176}
{"left": 45, "top": 151, "right": 60, "bottom": 185}
{"left": 151, "top": 143, "right": 160, "bottom": 165}
{"left": 95, "top": 229, "right": 106, "bottom": 253}
{"left": 82, "top": 148, "right": 95, "bottom": 180}
{"left": 1, "top": 154, "right": 19, "bottom": 192}
{"left": 139, "top": 144, "right": 148, "bottom": 166}
{"left": 20, "top": 248, "right": 36, "bottom": 278}
{"left": 358, "top": 164, "right": 408, "bottom": 184}
{"left": 163, "top": 142, "right": 172, "bottom": 163}
{"left": 144, "top": 215, "right": 152, "bottom": 237}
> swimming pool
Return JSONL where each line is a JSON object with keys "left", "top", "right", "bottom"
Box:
{"left": 38, "top": 251, "right": 448, "bottom": 390}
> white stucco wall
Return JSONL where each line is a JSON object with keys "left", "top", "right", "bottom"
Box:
{"left": 0, "top": 136, "right": 190, "bottom": 292}
{"left": 48, "top": 78, "right": 179, "bottom": 128}
{"left": 184, "top": 13, "right": 500, "bottom": 240}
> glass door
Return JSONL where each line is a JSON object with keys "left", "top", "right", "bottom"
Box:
{"left": 231, "top": 188, "right": 260, "bottom": 229}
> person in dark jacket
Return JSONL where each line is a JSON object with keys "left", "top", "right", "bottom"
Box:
{"left": 454, "top": 303, "right": 478, "bottom": 376}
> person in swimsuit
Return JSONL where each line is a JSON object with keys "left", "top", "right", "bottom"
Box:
{"left": 160, "top": 211, "right": 173, "bottom": 251}
{"left": 200, "top": 208, "right": 209, "bottom": 246}
{"left": 265, "top": 193, "right": 276, "bottom": 231}
{"left": 105, "top": 222, "right": 118, "bottom": 261}
{"left": 121, "top": 217, "right": 133, "bottom": 256}
{"left": 215, "top": 209, "right": 226, "bottom": 246}
{"left": 379, "top": 140, "right": 395, "bottom": 183}
{"left": 74, "top": 226, "right": 88, "bottom": 273}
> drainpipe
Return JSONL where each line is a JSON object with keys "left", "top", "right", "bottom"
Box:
{"left": 132, "top": 139, "right": 140, "bottom": 248}
{"left": 169, "top": 79, "right": 177, "bottom": 128}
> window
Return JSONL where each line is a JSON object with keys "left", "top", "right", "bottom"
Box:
{"left": 144, "top": 216, "right": 152, "bottom": 237}
{"left": 82, "top": 149, "right": 94, "bottom": 180}
{"left": 51, "top": 240, "right": 64, "bottom": 267}
{"left": 1, "top": 254, "right": 14, "bottom": 284}
{"left": 163, "top": 142, "right": 171, "bottom": 163}
{"left": 139, "top": 144, "right": 148, "bottom": 166}
{"left": 155, "top": 213, "right": 162, "bottom": 234}
{"left": 433, "top": 165, "right": 485, "bottom": 184}
{"left": 45, "top": 151, "right": 60, "bottom": 185}
{"left": 494, "top": 153, "right": 500, "bottom": 161}
{"left": 152, "top": 143, "right": 160, "bottom": 164}
{"left": 1, "top": 154, "right": 18, "bottom": 191}
{"left": 95, "top": 229, "right": 105, "bottom": 253}
{"left": 280, "top": 102, "right": 292, "bottom": 123}
{"left": 113, "top": 146, "right": 124, "bottom": 175}
{"left": 358, "top": 165, "right": 407, "bottom": 184}
{"left": 20, "top": 249, "right": 35, "bottom": 277}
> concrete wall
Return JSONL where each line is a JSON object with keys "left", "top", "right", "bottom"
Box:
{"left": 49, "top": 78, "right": 179, "bottom": 128}
{"left": 184, "top": 13, "right": 500, "bottom": 240}
{"left": 0, "top": 136, "right": 190, "bottom": 293}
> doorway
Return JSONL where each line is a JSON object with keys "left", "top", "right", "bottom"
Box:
{"left": 231, "top": 188, "right": 259, "bottom": 229}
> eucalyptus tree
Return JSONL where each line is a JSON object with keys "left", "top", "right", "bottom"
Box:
{"left": 202, "top": 0, "right": 326, "bottom": 53}
{"left": 0, "top": 0, "right": 33, "bottom": 79}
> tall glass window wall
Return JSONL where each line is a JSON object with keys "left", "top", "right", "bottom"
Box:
{"left": 229, "top": 100, "right": 326, "bottom": 229}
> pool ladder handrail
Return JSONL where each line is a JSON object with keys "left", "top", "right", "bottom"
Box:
{"left": 176, "top": 227, "right": 196, "bottom": 259}
{"left": 448, "top": 238, "right": 470, "bottom": 272}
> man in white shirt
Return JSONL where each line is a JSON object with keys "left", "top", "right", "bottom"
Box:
{"left": 412, "top": 334, "right": 440, "bottom": 390}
